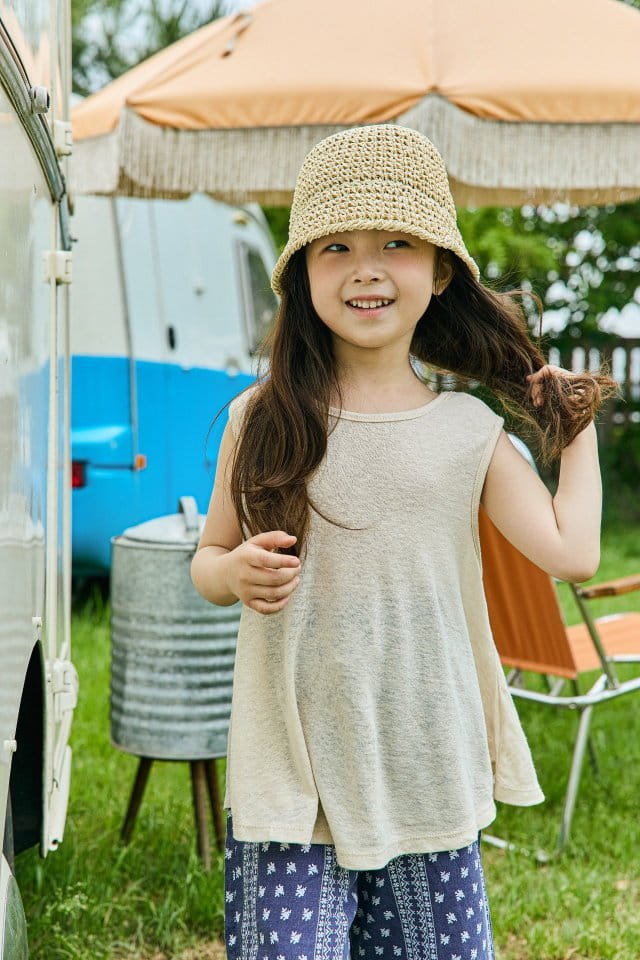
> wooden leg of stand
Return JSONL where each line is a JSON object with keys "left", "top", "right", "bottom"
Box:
{"left": 190, "top": 760, "right": 211, "bottom": 871}
{"left": 121, "top": 757, "right": 153, "bottom": 844}
{"left": 205, "top": 758, "right": 224, "bottom": 852}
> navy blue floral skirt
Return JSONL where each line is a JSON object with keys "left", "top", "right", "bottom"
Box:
{"left": 224, "top": 811, "right": 495, "bottom": 960}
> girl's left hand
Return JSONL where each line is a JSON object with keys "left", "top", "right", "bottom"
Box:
{"left": 526, "top": 364, "right": 574, "bottom": 407}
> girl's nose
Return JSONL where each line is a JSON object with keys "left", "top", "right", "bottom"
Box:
{"left": 352, "top": 263, "right": 382, "bottom": 282}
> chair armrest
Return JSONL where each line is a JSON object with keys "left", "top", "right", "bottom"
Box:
{"left": 574, "top": 573, "right": 640, "bottom": 599}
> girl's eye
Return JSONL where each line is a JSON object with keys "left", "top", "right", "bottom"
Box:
{"left": 324, "top": 240, "right": 409, "bottom": 251}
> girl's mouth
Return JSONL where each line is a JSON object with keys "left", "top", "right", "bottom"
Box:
{"left": 345, "top": 299, "right": 395, "bottom": 316}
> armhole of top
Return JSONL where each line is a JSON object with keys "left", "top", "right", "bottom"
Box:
{"left": 470, "top": 413, "right": 505, "bottom": 570}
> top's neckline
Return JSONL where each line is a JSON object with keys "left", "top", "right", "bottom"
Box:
{"left": 328, "top": 390, "right": 451, "bottom": 422}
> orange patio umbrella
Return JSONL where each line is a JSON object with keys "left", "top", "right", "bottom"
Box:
{"left": 71, "top": 0, "right": 640, "bottom": 206}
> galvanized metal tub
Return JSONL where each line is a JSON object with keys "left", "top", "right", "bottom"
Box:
{"left": 109, "top": 496, "right": 240, "bottom": 760}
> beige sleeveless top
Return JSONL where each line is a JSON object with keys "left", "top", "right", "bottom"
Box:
{"left": 222, "top": 384, "right": 544, "bottom": 870}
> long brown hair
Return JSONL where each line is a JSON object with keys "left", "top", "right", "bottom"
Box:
{"left": 226, "top": 245, "right": 620, "bottom": 559}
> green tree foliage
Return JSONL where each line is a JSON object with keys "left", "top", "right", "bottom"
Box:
{"left": 71, "top": 0, "right": 231, "bottom": 96}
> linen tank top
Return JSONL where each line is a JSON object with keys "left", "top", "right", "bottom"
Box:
{"left": 222, "top": 383, "right": 544, "bottom": 870}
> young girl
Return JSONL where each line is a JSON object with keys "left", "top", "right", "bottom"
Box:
{"left": 191, "top": 125, "right": 617, "bottom": 960}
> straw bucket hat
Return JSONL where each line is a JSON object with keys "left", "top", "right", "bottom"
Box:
{"left": 270, "top": 124, "right": 480, "bottom": 296}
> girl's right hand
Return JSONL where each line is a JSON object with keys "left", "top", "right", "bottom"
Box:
{"left": 225, "top": 531, "right": 301, "bottom": 615}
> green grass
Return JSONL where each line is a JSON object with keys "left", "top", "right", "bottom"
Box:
{"left": 15, "top": 522, "right": 640, "bottom": 959}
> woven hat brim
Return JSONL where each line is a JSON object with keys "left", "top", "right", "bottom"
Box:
{"left": 270, "top": 182, "right": 479, "bottom": 295}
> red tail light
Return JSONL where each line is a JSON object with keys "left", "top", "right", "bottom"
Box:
{"left": 72, "top": 461, "right": 86, "bottom": 488}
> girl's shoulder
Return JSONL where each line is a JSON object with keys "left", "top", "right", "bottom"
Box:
{"left": 228, "top": 380, "right": 264, "bottom": 439}
{"left": 445, "top": 390, "right": 505, "bottom": 435}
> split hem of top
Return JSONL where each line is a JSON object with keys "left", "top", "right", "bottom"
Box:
{"left": 227, "top": 799, "right": 500, "bottom": 871}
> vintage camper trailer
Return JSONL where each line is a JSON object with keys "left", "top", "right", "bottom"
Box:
{"left": 69, "top": 193, "right": 278, "bottom": 575}
{"left": 0, "top": 1, "right": 78, "bottom": 957}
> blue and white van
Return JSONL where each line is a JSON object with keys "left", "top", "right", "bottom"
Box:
{"left": 69, "top": 193, "right": 278, "bottom": 575}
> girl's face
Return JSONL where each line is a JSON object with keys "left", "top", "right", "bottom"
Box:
{"left": 305, "top": 229, "right": 442, "bottom": 358}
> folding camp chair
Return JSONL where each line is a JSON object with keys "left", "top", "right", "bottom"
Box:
{"left": 478, "top": 504, "right": 640, "bottom": 856}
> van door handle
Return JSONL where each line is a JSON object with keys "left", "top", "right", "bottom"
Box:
{"left": 167, "top": 325, "right": 177, "bottom": 350}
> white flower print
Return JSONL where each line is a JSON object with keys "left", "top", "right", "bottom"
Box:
{"left": 466, "top": 907, "right": 475, "bottom": 919}
{"left": 290, "top": 931, "right": 301, "bottom": 944}
{"left": 376, "top": 877, "right": 385, "bottom": 887}
{"left": 301, "top": 843, "right": 311, "bottom": 852}
{"left": 299, "top": 955, "right": 308, "bottom": 960}
{"left": 383, "top": 910, "right": 395, "bottom": 920}
{"left": 286, "top": 861, "right": 297, "bottom": 874}
{"left": 380, "top": 928, "right": 390, "bottom": 938}
{"left": 440, "top": 871, "right": 451, "bottom": 883}
{"left": 476, "top": 922, "right": 482, "bottom": 934}
{"left": 228, "top": 934, "right": 236, "bottom": 946}
{"left": 225, "top": 847, "right": 233, "bottom": 859}
{"left": 375, "top": 947, "right": 384, "bottom": 956}
{"left": 363, "top": 930, "right": 372, "bottom": 941}
{"left": 461, "top": 866, "right": 469, "bottom": 878}
{"left": 472, "top": 883, "right": 479, "bottom": 894}
{"left": 258, "top": 885, "right": 266, "bottom": 898}
{"left": 352, "top": 925, "right": 361, "bottom": 936}
{"left": 393, "top": 948, "right": 402, "bottom": 956}
{"left": 262, "top": 908, "right": 271, "bottom": 920}
{"left": 461, "top": 930, "right": 470, "bottom": 942}
{"left": 308, "top": 863, "right": 318, "bottom": 876}
{"left": 372, "top": 896, "right": 381, "bottom": 906}
{"left": 451, "top": 954, "right": 461, "bottom": 960}
{"left": 232, "top": 866, "right": 242, "bottom": 880}
{"left": 279, "top": 843, "right": 290, "bottom": 850}
{"left": 267, "top": 862, "right": 276, "bottom": 874}
{"left": 302, "top": 908, "right": 314, "bottom": 921}
{"left": 261, "top": 843, "right": 269, "bottom": 852}
{"left": 467, "top": 843, "right": 474, "bottom": 853}
{"left": 471, "top": 949, "right": 478, "bottom": 959}
{"left": 428, "top": 852, "right": 438, "bottom": 862}
{"left": 295, "top": 885, "right": 307, "bottom": 897}
{"left": 274, "top": 884, "right": 285, "bottom": 897}
{"left": 454, "top": 889, "right": 465, "bottom": 901}
{"left": 225, "top": 890, "right": 236, "bottom": 903}
{"left": 449, "top": 850, "right": 460, "bottom": 860}
{"left": 259, "top": 933, "right": 264, "bottom": 945}
{"left": 277, "top": 954, "right": 285, "bottom": 960}
{"left": 439, "top": 934, "right": 450, "bottom": 945}
{"left": 365, "top": 873, "right": 373, "bottom": 883}
{"left": 280, "top": 907, "right": 291, "bottom": 920}
{"left": 435, "top": 892, "right": 445, "bottom": 904}
{"left": 269, "top": 931, "right": 279, "bottom": 944}
{"left": 366, "top": 913, "right": 375, "bottom": 925}
{"left": 446, "top": 912, "right": 457, "bottom": 924}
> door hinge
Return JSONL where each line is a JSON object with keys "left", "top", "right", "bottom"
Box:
{"left": 43, "top": 250, "right": 72, "bottom": 285}
{"left": 49, "top": 659, "right": 79, "bottom": 722}
{"left": 54, "top": 119, "right": 73, "bottom": 157}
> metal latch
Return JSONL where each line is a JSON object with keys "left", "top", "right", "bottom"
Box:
{"left": 50, "top": 660, "right": 79, "bottom": 722}
{"left": 43, "top": 250, "right": 73, "bottom": 285}
{"left": 54, "top": 119, "right": 73, "bottom": 157}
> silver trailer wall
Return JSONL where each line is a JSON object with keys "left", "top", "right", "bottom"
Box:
{"left": 0, "top": 0, "right": 77, "bottom": 956}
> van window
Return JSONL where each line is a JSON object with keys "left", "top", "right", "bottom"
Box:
{"left": 238, "top": 241, "right": 278, "bottom": 355}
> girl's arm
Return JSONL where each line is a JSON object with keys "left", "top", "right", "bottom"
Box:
{"left": 480, "top": 419, "right": 601, "bottom": 583}
{"left": 191, "top": 420, "right": 301, "bottom": 611}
